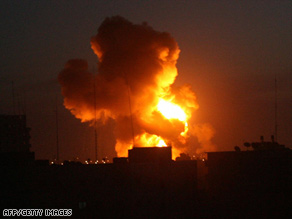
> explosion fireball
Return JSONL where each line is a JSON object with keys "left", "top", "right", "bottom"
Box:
{"left": 58, "top": 16, "right": 215, "bottom": 159}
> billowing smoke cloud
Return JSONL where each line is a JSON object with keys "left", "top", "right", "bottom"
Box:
{"left": 58, "top": 16, "right": 215, "bottom": 159}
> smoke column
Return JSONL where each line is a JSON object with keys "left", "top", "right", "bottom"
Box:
{"left": 58, "top": 16, "right": 215, "bottom": 158}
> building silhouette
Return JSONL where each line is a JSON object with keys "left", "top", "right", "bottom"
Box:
{"left": 206, "top": 136, "right": 292, "bottom": 217}
{"left": 0, "top": 114, "right": 34, "bottom": 165}
{"left": 1, "top": 125, "right": 291, "bottom": 217}
{"left": 1, "top": 146, "right": 198, "bottom": 217}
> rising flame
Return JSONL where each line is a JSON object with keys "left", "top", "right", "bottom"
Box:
{"left": 136, "top": 133, "right": 167, "bottom": 147}
{"left": 136, "top": 97, "right": 191, "bottom": 158}
{"left": 58, "top": 16, "right": 215, "bottom": 160}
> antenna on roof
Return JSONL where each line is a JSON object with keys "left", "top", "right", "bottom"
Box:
{"left": 11, "top": 81, "right": 15, "bottom": 115}
{"left": 23, "top": 90, "right": 27, "bottom": 115}
{"left": 17, "top": 92, "right": 21, "bottom": 115}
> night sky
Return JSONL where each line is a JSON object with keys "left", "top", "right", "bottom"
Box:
{"left": 0, "top": 0, "right": 291, "bottom": 162}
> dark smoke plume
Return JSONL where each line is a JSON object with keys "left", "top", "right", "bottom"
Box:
{"left": 59, "top": 16, "right": 214, "bottom": 158}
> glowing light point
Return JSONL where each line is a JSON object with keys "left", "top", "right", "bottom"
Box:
{"left": 157, "top": 98, "right": 187, "bottom": 121}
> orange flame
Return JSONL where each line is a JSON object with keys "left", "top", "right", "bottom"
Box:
{"left": 59, "top": 16, "right": 215, "bottom": 161}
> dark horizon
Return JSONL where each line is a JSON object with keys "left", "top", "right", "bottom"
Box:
{"left": 1, "top": 143, "right": 291, "bottom": 218}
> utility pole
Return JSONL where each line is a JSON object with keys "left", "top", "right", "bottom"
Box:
{"left": 274, "top": 74, "right": 278, "bottom": 142}
{"left": 93, "top": 72, "right": 98, "bottom": 162}
{"left": 56, "top": 95, "right": 60, "bottom": 164}
{"left": 124, "top": 72, "right": 135, "bottom": 148}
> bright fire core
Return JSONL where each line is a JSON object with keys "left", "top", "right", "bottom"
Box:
{"left": 157, "top": 98, "right": 187, "bottom": 122}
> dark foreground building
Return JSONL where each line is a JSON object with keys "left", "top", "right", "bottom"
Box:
{"left": 1, "top": 132, "right": 291, "bottom": 218}
{"left": 1, "top": 147, "right": 198, "bottom": 218}
{"left": 206, "top": 138, "right": 292, "bottom": 218}
{"left": 0, "top": 114, "right": 34, "bottom": 165}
